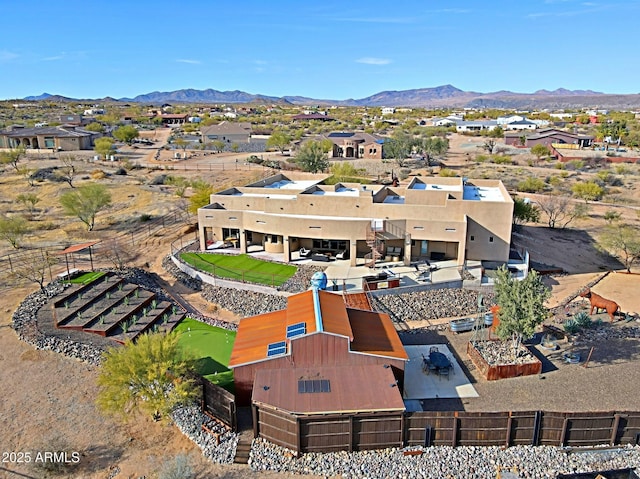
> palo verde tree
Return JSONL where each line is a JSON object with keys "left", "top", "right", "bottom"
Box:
{"left": 512, "top": 197, "right": 540, "bottom": 226}
{"left": 266, "top": 130, "right": 292, "bottom": 154}
{"left": 417, "top": 136, "right": 449, "bottom": 166}
{"left": 9, "top": 248, "right": 57, "bottom": 290}
{"left": 599, "top": 224, "right": 640, "bottom": 273}
{"left": 295, "top": 140, "right": 331, "bottom": 173}
{"left": 59, "top": 183, "right": 112, "bottom": 231}
{"left": 530, "top": 144, "right": 551, "bottom": 164}
{"left": 96, "top": 332, "right": 199, "bottom": 421}
{"left": 384, "top": 130, "right": 413, "bottom": 167}
{"left": 572, "top": 181, "right": 605, "bottom": 202}
{"left": 188, "top": 180, "right": 214, "bottom": 214}
{"left": 536, "top": 196, "right": 589, "bottom": 228}
{"left": 56, "top": 155, "right": 77, "bottom": 187}
{"left": 494, "top": 265, "right": 550, "bottom": 356}
{"left": 0, "top": 146, "right": 26, "bottom": 171}
{"left": 113, "top": 125, "right": 139, "bottom": 145}
{"left": 16, "top": 193, "right": 40, "bottom": 220}
{"left": 94, "top": 137, "right": 114, "bottom": 159}
{"left": 0, "top": 215, "right": 30, "bottom": 248}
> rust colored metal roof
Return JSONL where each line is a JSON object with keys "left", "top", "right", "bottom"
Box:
{"left": 228, "top": 310, "right": 288, "bottom": 368}
{"left": 252, "top": 365, "right": 405, "bottom": 415}
{"left": 348, "top": 309, "right": 408, "bottom": 360}
{"left": 57, "top": 241, "right": 100, "bottom": 255}
{"left": 318, "top": 290, "right": 353, "bottom": 340}
{"left": 230, "top": 289, "right": 407, "bottom": 368}
{"left": 342, "top": 292, "right": 372, "bottom": 311}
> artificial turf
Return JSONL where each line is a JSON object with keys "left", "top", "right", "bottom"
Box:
{"left": 64, "top": 271, "right": 106, "bottom": 284}
{"left": 174, "top": 317, "right": 236, "bottom": 391}
{"left": 180, "top": 252, "right": 296, "bottom": 286}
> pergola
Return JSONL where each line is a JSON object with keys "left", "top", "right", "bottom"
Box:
{"left": 57, "top": 240, "right": 100, "bottom": 276}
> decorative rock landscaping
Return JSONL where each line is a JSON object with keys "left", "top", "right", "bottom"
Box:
{"left": 249, "top": 438, "right": 640, "bottom": 479}
{"left": 171, "top": 405, "right": 238, "bottom": 464}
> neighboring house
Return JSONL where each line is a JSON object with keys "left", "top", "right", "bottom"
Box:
{"left": 455, "top": 120, "right": 499, "bottom": 132}
{"left": 229, "top": 286, "right": 408, "bottom": 407}
{"left": 502, "top": 119, "right": 537, "bottom": 131}
{"left": 0, "top": 125, "right": 99, "bottom": 150}
{"left": 58, "top": 114, "right": 86, "bottom": 126}
{"left": 197, "top": 173, "right": 514, "bottom": 267}
{"left": 318, "top": 132, "right": 384, "bottom": 159}
{"left": 504, "top": 128, "right": 594, "bottom": 148}
{"left": 381, "top": 107, "right": 396, "bottom": 115}
{"left": 157, "top": 114, "right": 188, "bottom": 125}
{"left": 201, "top": 121, "right": 252, "bottom": 144}
{"left": 496, "top": 115, "right": 526, "bottom": 125}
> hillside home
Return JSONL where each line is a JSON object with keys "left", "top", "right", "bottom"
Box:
{"left": 201, "top": 121, "right": 252, "bottom": 144}
{"left": 197, "top": 173, "right": 514, "bottom": 267}
{"left": 0, "top": 125, "right": 99, "bottom": 151}
{"left": 318, "top": 132, "right": 384, "bottom": 159}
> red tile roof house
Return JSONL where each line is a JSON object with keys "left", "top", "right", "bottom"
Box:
{"left": 504, "top": 128, "right": 594, "bottom": 148}
{"left": 229, "top": 288, "right": 408, "bottom": 410}
{"left": 317, "top": 132, "right": 385, "bottom": 159}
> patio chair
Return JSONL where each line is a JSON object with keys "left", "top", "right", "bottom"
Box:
{"left": 438, "top": 366, "right": 450, "bottom": 381}
{"left": 335, "top": 250, "right": 348, "bottom": 260}
{"left": 299, "top": 247, "right": 312, "bottom": 258}
{"left": 429, "top": 346, "right": 439, "bottom": 353}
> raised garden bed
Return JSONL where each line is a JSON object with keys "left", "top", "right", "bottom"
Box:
{"left": 467, "top": 340, "right": 542, "bottom": 381}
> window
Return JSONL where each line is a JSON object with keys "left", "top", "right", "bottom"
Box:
{"left": 489, "top": 236, "right": 494, "bottom": 243}
{"left": 298, "top": 379, "right": 330, "bottom": 394}
{"left": 470, "top": 235, "right": 475, "bottom": 241}
{"left": 44, "top": 137, "right": 55, "bottom": 148}
{"left": 271, "top": 234, "right": 278, "bottom": 243}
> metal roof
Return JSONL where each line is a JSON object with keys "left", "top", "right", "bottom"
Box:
{"left": 57, "top": 241, "right": 101, "bottom": 255}
{"left": 229, "top": 290, "right": 406, "bottom": 368}
{"left": 252, "top": 364, "right": 406, "bottom": 415}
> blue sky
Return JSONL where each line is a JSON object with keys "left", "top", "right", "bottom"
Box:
{"left": 1, "top": 0, "right": 639, "bottom": 100}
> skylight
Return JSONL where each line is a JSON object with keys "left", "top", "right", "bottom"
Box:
{"left": 267, "top": 341, "right": 287, "bottom": 357}
{"left": 286, "top": 322, "right": 306, "bottom": 339}
{"left": 298, "top": 379, "right": 331, "bottom": 394}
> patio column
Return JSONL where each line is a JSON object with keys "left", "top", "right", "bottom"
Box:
{"left": 239, "top": 229, "right": 247, "bottom": 253}
{"left": 404, "top": 233, "right": 412, "bottom": 266}
{"left": 283, "top": 236, "right": 291, "bottom": 263}
{"left": 349, "top": 241, "right": 357, "bottom": 267}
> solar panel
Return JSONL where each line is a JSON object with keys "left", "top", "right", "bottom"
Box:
{"left": 266, "top": 341, "right": 287, "bottom": 357}
{"left": 286, "top": 322, "right": 306, "bottom": 338}
{"left": 298, "top": 379, "right": 331, "bottom": 394}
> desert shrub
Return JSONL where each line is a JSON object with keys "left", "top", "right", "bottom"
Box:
{"left": 29, "top": 435, "right": 79, "bottom": 476}
{"left": 150, "top": 174, "right": 168, "bottom": 185}
{"left": 554, "top": 162, "right": 566, "bottom": 170}
{"left": 247, "top": 155, "right": 263, "bottom": 164}
{"left": 548, "top": 176, "right": 562, "bottom": 187}
{"left": 475, "top": 154, "right": 490, "bottom": 163}
{"left": 438, "top": 168, "right": 457, "bottom": 177}
{"left": 517, "top": 176, "right": 546, "bottom": 193}
{"left": 492, "top": 155, "right": 513, "bottom": 165}
{"left": 139, "top": 213, "right": 153, "bottom": 222}
{"left": 563, "top": 318, "right": 580, "bottom": 335}
{"left": 566, "top": 159, "right": 585, "bottom": 171}
{"left": 114, "top": 167, "right": 127, "bottom": 175}
{"left": 38, "top": 221, "right": 59, "bottom": 231}
{"left": 158, "top": 454, "right": 196, "bottom": 479}
{"left": 90, "top": 169, "right": 107, "bottom": 179}
{"left": 574, "top": 312, "right": 592, "bottom": 329}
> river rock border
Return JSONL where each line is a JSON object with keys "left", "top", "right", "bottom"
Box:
{"left": 249, "top": 438, "right": 640, "bottom": 479}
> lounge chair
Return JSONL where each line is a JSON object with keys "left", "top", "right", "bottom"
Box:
{"left": 299, "top": 247, "right": 312, "bottom": 258}
{"left": 335, "top": 250, "right": 348, "bottom": 260}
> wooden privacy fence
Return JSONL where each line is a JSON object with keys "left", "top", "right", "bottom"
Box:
{"left": 202, "top": 379, "right": 237, "bottom": 432}
{"left": 404, "top": 411, "right": 640, "bottom": 449}
{"left": 250, "top": 406, "right": 640, "bottom": 455}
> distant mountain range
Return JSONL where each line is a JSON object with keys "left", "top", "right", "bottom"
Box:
{"left": 21, "top": 85, "right": 640, "bottom": 109}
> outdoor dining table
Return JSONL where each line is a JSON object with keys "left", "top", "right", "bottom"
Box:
{"left": 429, "top": 351, "right": 451, "bottom": 371}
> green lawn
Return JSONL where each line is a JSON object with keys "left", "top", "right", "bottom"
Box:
{"left": 180, "top": 252, "right": 296, "bottom": 286}
{"left": 65, "top": 271, "right": 106, "bottom": 284}
{"left": 175, "top": 317, "right": 236, "bottom": 391}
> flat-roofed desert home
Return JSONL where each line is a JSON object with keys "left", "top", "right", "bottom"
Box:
{"left": 197, "top": 173, "right": 514, "bottom": 267}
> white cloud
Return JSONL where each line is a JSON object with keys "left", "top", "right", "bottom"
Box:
{"left": 0, "top": 50, "right": 19, "bottom": 62}
{"left": 176, "top": 59, "right": 201, "bottom": 65}
{"left": 43, "top": 55, "right": 64, "bottom": 61}
{"left": 356, "top": 57, "right": 392, "bottom": 65}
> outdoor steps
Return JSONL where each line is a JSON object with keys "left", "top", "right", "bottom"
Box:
{"left": 56, "top": 283, "right": 138, "bottom": 328}
{"left": 52, "top": 272, "right": 119, "bottom": 308}
{"left": 233, "top": 437, "right": 252, "bottom": 464}
{"left": 83, "top": 290, "right": 155, "bottom": 337}
{"left": 109, "top": 302, "right": 183, "bottom": 343}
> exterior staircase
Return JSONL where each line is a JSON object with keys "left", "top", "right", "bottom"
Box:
{"left": 364, "top": 220, "right": 408, "bottom": 267}
{"left": 233, "top": 436, "right": 252, "bottom": 464}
